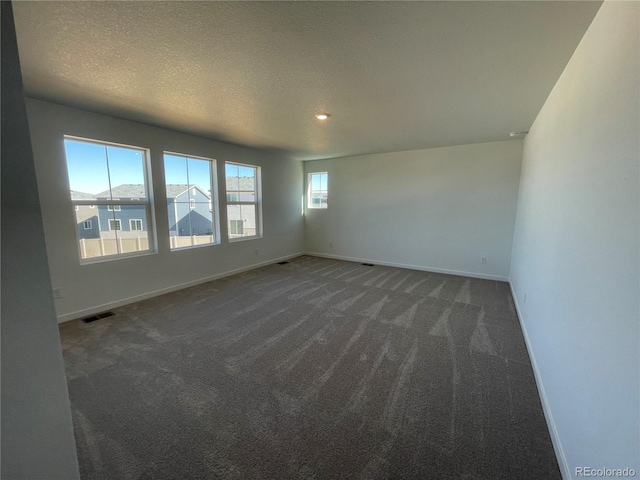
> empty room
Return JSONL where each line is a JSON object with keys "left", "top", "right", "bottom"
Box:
{"left": 2, "top": 1, "right": 638, "bottom": 479}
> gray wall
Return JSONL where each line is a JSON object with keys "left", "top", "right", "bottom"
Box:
{"left": 1, "top": 2, "right": 80, "bottom": 478}
{"left": 304, "top": 140, "right": 523, "bottom": 280}
{"left": 509, "top": 2, "right": 639, "bottom": 477}
{"left": 26, "top": 99, "right": 305, "bottom": 322}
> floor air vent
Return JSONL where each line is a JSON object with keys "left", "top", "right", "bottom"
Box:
{"left": 277, "top": 261, "right": 290, "bottom": 265}
{"left": 82, "top": 311, "right": 115, "bottom": 323}
{"left": 361, "top": 263, "right": 375, "bottom": 266}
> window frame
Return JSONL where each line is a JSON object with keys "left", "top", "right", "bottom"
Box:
{"left": 225, "top": 161, "right": 262, "bottom": 242}
{"left": 307, "top": 172, "right": 328, "bottom": 209}
{"left": 163, "top": 151, "right": 221, "bottom": 251}
{"left": 83, "top": 220, "right": 93, "bottom": 230}
{"left": 64, "top": 135, "right": 156, "bottom": 264}
{"left": 229, "top": 219, "right": 244, "bottom": 236}
{"left": 129, "top": 219, "right": 143, "bottom": 231}
{"left": 108, "top": 219, "right": 122, "bottom": 231}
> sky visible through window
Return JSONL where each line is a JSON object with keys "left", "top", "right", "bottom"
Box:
{"left": 164, "top": 154, "right": 211, "bottom": 193}
{"left": 64, "top": 139, "right": 146, "bottom": 195}
{"left": 65, "top": 139, "right": 253, "bottom": 196}
{"left": 225, "top": 164, "right": 256, "bottom": 183}
{"left": 310, "top": 173, "right": 327, "bottom": 192}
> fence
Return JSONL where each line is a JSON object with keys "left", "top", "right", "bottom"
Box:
{"left": 80, "top": 237, "right": 149, "bottom": 259}
{"left": 79, "top": 235, "right": 216, "bottom": 259}
{"left": 169, "top": 235, "right": 215, "bottom": 249}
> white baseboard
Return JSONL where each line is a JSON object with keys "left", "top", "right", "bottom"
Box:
{"left": 303, "top": 251, "right": 510, "bottom": 282}
{"left": 56, "top": 252, "right": 305, "bottom": 323}
{"left": 509, "top": 282, "right": 571, "bottom": 480}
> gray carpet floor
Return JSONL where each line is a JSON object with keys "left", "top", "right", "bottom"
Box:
{"left": 60, "top": 255, "right": 560, "bottom": 480}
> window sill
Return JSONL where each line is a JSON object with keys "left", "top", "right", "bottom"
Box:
{"left": 170, "top": 241, "right": 220, "bottom": 252}
{"left": 80, "top": 249, "right": 157, "bottom": 265}
{"left": 228, "top": 235, "right": 262, "bottom": 243}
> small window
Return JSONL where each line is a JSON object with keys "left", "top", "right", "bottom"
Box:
{"left": 190, "top": 199, "right": 196, "bottom": 210}
{"left": 229, "top": 219, "right": 244, "bottom": 235}
{"left": 107, "top": 204, "right": 121, "bottom": 212}
{"left": 308, "top": 172, "right": 328, "bottom": 209}
{"left": 83, "top": 220, "right": 93, "bottom": 230}
{"left": 130, "top": 219, "right": 143, "bottom": 231}
{"left": 225, "top": 162, "right": 262, "bottom": 240}
{"left": 109, "top": 219, "right": 122, "bottom": 231}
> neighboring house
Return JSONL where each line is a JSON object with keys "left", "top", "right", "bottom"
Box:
{"left": 94, "top": 184, "right": 214, "bottom": 238}
{"left": 90, "top": 182, "right": 259, "bottom": 238}
{"left": 225, "top": 176, "right": 257, "bottom": 237}
{"left": 95, "top": 184, "right": 149, "bottom": 238}
{"left": 166, "top": 184, "right": 213, "bottom": 236}
{"left": 71, "top": 190, "right": 99, "bottom": 239}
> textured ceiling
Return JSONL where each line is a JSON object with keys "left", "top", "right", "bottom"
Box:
{"left": 13, "top": 1, "right": 601, "bottom": 161}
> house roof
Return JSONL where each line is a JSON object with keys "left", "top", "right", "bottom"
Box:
{"left": 96, "top": 184, "right": 146, "bottom": 199}
{"left": 95, "top": 184, "right": 216, "bottom": 199}
{"left": 165, "top": 184, "right": 190, "bottom": 198}
{"left": 227, "top": 177, "right": 255, "bottom": 192}
{"left": 71, "top": 190, "right": 96, "bottom": 201}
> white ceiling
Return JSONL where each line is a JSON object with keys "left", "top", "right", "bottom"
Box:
{"left": 13, "top": 1, "right": 601, "bottom": 161}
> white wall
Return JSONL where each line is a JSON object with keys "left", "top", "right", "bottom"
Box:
{"left": 26, "top": 99, "right": 304, "bottom": 322}
{"left": 304, "top": 140, "right": 523, "bottom": 280}
{"left": 1, "top": 3, "right": 79, "bottom": 478}
{"left": 510, "top": 2, "right": 639, "bottom": 478}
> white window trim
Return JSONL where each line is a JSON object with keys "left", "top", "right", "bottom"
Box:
{"left": 129, "top": 219, "right": 143, "bottom": 231}
{"left": 163, "top": 151, "right": 221, "bottom": 251}
{"left": 308, "top": 172, "right": 328, "bottom": 209}
{"left": 225, "top": 161, "right": 262, "bottom": 242}
{"left": 229, "top": 219, "right": 244, "bottom": 235}
{"left": 107, "top": 204, "right": 122, "bottom": 211}
{"left": 108, "top": 219, "right": 122, "bottom": 231}
{"left": 64, "top": 135, "right": 156, "bottom": 264}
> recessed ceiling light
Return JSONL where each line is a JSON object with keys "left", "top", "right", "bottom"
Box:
{"left": 509, "top": 131, "right": 529, "bottom": 137}
{"left": 315, "top": 114, "right": 329, "bottom": 120}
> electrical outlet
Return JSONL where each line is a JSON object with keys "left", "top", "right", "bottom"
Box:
{"left": 480, "top": 256, "right": 487, "bottom": 265}
{"left": 329, "top": 242, "right": 333, "bottom": 249}
{"left": 53, "top": 288, "right": 63, "bottom": 299}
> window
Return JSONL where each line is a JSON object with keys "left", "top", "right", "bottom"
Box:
{"left": 225, "top": 162, "right": 261, "bottom": 240}
{"left": 130, "top": 219, "right": 143, "bottom": 231}
{"left": 229, "top": 220, "right": 244, "bottom": 235}
{"left": 308, "top": 172, "right": 328, "bottom": 209}
{"left": 64, "top": 137, "right": 153, "bottom": 262}
{"left": 164, "top": 153, "right": 219, "bottom": 250}
{"left": 109, "top": 219, "right": 122, "bottom": 231}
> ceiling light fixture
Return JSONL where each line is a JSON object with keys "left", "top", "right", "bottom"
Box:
{"left": 509, "top": 131, "right": 529, "bottom": 137}
{"left": 315, "top": 114, "right": 329, "bottom": 120}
